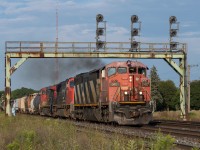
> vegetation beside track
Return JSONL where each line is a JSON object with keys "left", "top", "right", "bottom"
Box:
{"left": 153, "top": 110, "right": 200, "bottom": 121}
{"left": 0, "top": 112, "right": 177, "bottom": 150}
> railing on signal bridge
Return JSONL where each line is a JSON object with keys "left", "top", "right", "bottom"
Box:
{"left": 5, "top": 41, "right": 187, "bottom": 53}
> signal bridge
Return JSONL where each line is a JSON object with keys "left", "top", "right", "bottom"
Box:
{"left": 5, "top": 41, "right": 187, "bottom": 119}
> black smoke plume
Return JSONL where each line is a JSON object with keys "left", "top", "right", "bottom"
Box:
{"left": 13, "top": 58, "right": 105, "bottom": 90}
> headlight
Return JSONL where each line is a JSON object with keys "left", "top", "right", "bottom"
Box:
{"left": 139, "top": 91, "right": 142, "bottom": 95}
{"left": 124, "top": 91, "right": 128, "bottom": 95}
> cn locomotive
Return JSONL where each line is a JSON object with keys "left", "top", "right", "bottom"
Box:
{"left": 12, "top": 60, "right": 152, "bottom": 125}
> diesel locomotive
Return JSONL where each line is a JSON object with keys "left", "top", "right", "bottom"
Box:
{"left": 12, "top": 60, "right": 152, "bottom": 125}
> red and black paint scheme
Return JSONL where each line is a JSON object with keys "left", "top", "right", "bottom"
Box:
{"left": 73, "top": 60, "right": 152, "bottom": 125}
{"left": 13, "top": 60, "right": 152, "bottom": 125}
{"left": 54, "top": 77, "right": 74, "bottom": 117}
{"left": 39, "top": 85, "right": 57, "bottom": 116}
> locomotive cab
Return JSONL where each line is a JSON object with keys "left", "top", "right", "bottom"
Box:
{"left": 105, "top": 61, "right": 150, "bottom": 103}
{"left": 39, "top": 86, "right": 57, "bottom": 116}
{"left": 102, "top": 60, "right": 152, "bottom": 125}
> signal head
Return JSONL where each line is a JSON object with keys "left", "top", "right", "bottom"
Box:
{"left": 131, "top": 15, "right": 139, "bottom": 23}
{"left": 96, "top": 14, "right": 104, "bottom": 22}
{"left": 170, "top": 29, "right": 177, "bottom": 37}
{"left": 96, "top": 41, "right": 105, "bottom": 49}
{"left": 131, "top": 41, "right": 139, "bottom": 49}
{"left": 131, "top": 28, "right": 139, "bottom": 36}
{"left": 169, "top": 16, "right": 177, "bottom": 24}
{"left": 96, "top": 28, "right": 104, "bottom": 36}
{"left": 170, "top": 42, "right": 178, "bottom": 50}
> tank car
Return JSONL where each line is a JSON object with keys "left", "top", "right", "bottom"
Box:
{"left": 73, "top": 60, "right": 152, "bottom": 125}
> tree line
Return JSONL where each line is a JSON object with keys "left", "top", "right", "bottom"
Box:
{"left": 150, "top": 66, "right": 200, "bottom": 111}
{"left": 0, "top": 87, "right": 38, "bottom": 102}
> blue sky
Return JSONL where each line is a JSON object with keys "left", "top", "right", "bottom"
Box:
{"left": 0, "top": 0, "right": 200, "bottom": 90}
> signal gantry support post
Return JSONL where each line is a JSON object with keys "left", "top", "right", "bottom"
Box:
{"left": 5, "top": 41, "right": 188, "bottom": 119}
{"left": 5, "top": 55, "right": 28, "bottom": 116}
{"left": 5, "top": 54, "right": 11, "bottom": 116}
{"left": 187, "top": 64, "right": 199, "bottom": 112}
{"left": 164, "top": 55, "right": 187, "bottom": 119}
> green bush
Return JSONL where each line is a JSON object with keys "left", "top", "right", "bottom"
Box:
{"left": 7, "top": 130, "right": 37, "bottom": 150}
{"left": 6, "top": 140, "right": 20, "bottom": 150}
{"left": 151, "top": 132, "right": 175, "bottom": 150}
{"left": 126, "top": 140, "right": 137, "bottom": 150}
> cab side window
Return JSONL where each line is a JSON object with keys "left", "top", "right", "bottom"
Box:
{"left": 108, "top": 67, "right": 116, "bottom": 77}
{"left": 129, "top": 67, "right": 136, "bottom": 74}
{"left": 138, "top": 68, "right": 146, "bottom": 76}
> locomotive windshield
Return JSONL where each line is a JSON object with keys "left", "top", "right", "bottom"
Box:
{"left": 108, "top": 67, "right": 116, "bottom": 76}
{"left": 118, "top": 67, "right": 127, "bottom": 74}
{"left": 70, "top": 81, "right": 74, "bottom": 87}
{"left": 41, "top": 90, "right": 46, "bottom": 95}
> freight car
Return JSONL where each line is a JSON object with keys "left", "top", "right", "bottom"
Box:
{"left": 27, "top": 93, "right": 38, "bottom": 114}
{"left": 11, "top": 60, "right": 152, "bottom": 125}
{"left": 17, "top": 96, "right": 27, "bottom": 113}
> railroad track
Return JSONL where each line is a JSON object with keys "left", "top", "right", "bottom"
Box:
{"left": 73, "top": 120, "right": 200, "bottom": 149}
{"left": 151, "top": 119, "right": 200, "bottom": 128}
{"left": 145, "top": 120, "right": 200, "bottom": 139}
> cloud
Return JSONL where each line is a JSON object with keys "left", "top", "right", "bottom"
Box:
{"left": 107, "top": 24, "right": 129, "bottom": 35}
{"left": 181, "top": 22, "right": 195, "bottom": 28}
{"left": 0, "top": 15, "right": 36, "bottom": 26}
{"left": 180, "top": 32, "right": 200, "bottom": 37}
{"left": 0, "top": 0, "right": 75, "bottom": 15}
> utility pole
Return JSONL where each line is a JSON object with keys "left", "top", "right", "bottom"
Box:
{"left": 55, "top": 0, "right": 59, "bottom": 85}
{"left": 187, "top": 64, "right": 198, "bottom": 112}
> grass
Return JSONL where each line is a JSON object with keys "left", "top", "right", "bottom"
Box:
{"left": 0, "top": 112, "right": 176, "bottom": 150}
{"left": 153, "top": 110, "right": 200, "bottom": 121}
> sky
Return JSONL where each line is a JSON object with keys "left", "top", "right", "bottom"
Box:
{"left": 0, "top": 0, "right": 200, "bottom": 91}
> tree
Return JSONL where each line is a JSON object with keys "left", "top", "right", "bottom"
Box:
{"left": 0, "top": 90, "right": 4, "bottom": 102}
{"left": 158, "top": 80, "right": 179, "bottom": 110}
{"left": 150, "top": 66, "right": 163, "bottom": 111}
{"left": 11, "top": 87, "right": 38, "bottom": 100}
{"left": 190, "top": 80, "right": 200, "bottom": 110}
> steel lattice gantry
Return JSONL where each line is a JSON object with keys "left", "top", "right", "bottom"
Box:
{"left": 5, "top": 41, "right": 188, "bottom": 119}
